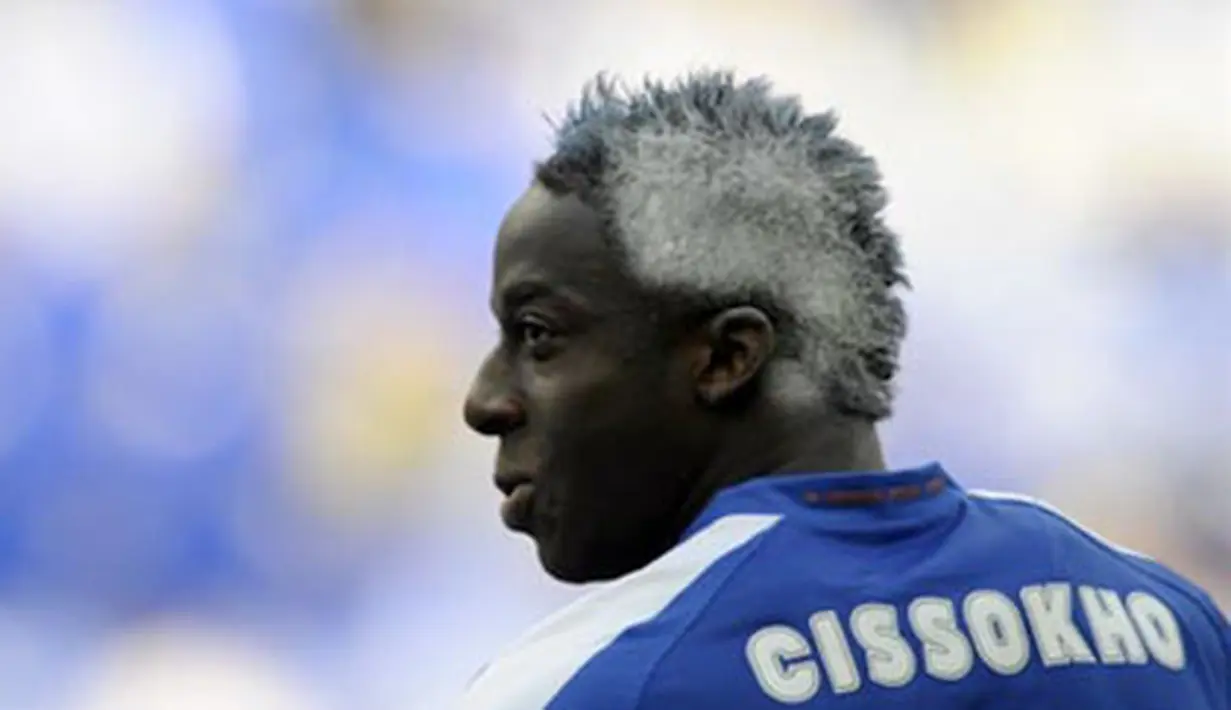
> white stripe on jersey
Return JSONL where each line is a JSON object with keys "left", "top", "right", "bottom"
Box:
{"left": 458, "top": 513, "right": 782, "bottom": 710}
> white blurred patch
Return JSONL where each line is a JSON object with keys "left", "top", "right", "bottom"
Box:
{"left": 498, "top": 0, "right": 916, "bottom": 157}
{"left": 0, "top": 0, "right": 242, "bottom": 274}
{"left": 64, "top": 619, "right": 327, "bottom": 710}
{"left": 0, "top": 604, "right": 96, "bottom": 710}
{"left": 347, "top": 547, "right": 578, "bottom": 710}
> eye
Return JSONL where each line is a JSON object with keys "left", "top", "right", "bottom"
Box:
{"left": 512, "top": 316, "right": 559, "bottom": 359}
{"left": 517, "top": 320, "right": 550, "bottom": 346}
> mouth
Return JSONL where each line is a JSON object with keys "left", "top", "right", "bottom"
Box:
{"left": 494, "top": 470, "right": 537, "bottom": 531}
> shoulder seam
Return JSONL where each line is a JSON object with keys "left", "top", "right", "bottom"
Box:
{"left": 629, "top": 517, "right": 784, "bottom": 710}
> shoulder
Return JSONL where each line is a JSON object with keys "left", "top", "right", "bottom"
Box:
{"left": 966, "top": 489, "right": 1228, "bottom": 641}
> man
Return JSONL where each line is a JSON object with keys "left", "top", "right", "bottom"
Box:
{"left": 460, "top": 71, "right": 1228, "bottom": 709}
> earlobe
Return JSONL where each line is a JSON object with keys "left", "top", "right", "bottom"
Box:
{"left": 695, "top": 307, "right": 776, "bottom": 405}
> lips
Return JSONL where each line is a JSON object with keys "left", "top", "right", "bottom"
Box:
{"left": 494, "top": 470, "right": 537, "bottom": 530}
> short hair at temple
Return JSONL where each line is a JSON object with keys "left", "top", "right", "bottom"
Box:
{"left": 534, "top": 70, "right": 909, "bottom": 420}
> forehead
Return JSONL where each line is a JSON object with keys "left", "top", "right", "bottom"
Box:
{"left": 492, "top": 184, "right": 631, "bottom": 307}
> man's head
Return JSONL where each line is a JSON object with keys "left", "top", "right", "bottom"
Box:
{"left": 463, "top": 71, "right": 908, "bottom": 583}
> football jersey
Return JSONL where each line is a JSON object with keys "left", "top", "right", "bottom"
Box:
{"left": 459, "top": 463, "right": 1230, "bottom": 709}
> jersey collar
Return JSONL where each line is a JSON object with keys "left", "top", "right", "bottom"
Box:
{"left": 683, "top": 462, "right": 966, "bottom": 539}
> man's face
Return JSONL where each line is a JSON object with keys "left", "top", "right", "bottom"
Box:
{"left": 463, "top": 184, "right": 709, "bottom": 583}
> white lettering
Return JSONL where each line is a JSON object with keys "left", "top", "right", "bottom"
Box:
{"left": 964, "top": 590, "right": 1031, "bottom": 675}
{"left": 1079, "top": 586, "right": 1149, "bottom": 665}
{"left": 908, "top": 596, "right": 974, "bottom": 681}
{"left": 1127, "top": 592, "right": 1186, "bottom": 671}
{"left": 745, "top": 625, "right": 820, "bottom": 704}
{"left": 851, "top": 603, "right": 916, "bottom": 688}
{"left": 1020, "top": 583, "right": 1096, "bottom": 667}
{"left": 809, "top": 611, "right": 861, "bottom": 694}
{"left": 743, "top": 582, "right": 1192, "bottom": 703}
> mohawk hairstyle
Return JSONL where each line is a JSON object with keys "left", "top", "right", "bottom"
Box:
{"left": 534, "top": 70, "right": 908, "bottom": 420}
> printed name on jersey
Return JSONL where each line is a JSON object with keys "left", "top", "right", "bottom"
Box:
{"left": 745, "top": 582, "right": 1186, "bottom": 703}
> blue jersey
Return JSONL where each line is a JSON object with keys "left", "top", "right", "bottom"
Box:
{"left": 460, "top": 463, "right": 1230, "bottom": 709}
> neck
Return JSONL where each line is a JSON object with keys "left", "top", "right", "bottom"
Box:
{"left": 672, "top": 411, "right": 885, "bottom": 534}
{"left": 715, "top": 412, "right": 885, "bottom": 485}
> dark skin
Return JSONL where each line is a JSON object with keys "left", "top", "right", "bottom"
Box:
{"left": 463, "top": 183, "right": 886, "bottom": 583}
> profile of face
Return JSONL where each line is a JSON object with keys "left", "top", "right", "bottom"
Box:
{"left": 463, "top": 184, "right": 774, "bottom": 582}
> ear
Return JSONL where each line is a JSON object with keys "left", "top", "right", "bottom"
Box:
{"left": 692, "top": 306, "right": 776, "bottom": 406}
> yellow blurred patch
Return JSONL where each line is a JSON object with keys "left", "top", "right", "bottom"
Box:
{"left": 927, "top": 0, "right": 1092, "bottom": 85}
{"left": 278, "top": 255, "right": 470, "bottom": 531}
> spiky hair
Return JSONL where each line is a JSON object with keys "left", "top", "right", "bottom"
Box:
{"left": 534, "top": 70, "right": 908, "bottom": 420}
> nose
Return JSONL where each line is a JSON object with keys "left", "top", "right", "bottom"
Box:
{"left": 463, "top": 354, "right": 525, "bottom": 437}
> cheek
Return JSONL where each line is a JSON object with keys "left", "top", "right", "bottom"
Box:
{"left": 530, "top": 374, "right": 701, "bottom": 575}
{"left": 536, "top": 368, "right": 681, "bottom": 470}
{"left": 537, "top": 335, "right": 685, "bottom": 418}
{"left": 529, "top": 346, "right": 694, "bottom": 501}
{"left": 539, "top": 396, "right": 695, "bottom": 531}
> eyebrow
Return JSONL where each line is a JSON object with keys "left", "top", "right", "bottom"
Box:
{"left": 492, "top": 280, "right": 584, "bottom": 318}
{"left": 498, "top": 281, "right": 551, "bottom": 311}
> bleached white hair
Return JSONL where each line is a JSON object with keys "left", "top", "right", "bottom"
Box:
{"left": 534, "top": 71, "right": 908, "bottom": 420}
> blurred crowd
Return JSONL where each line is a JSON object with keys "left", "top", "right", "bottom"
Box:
{"left": 0, "top": 0, "right": 1226, "bottom": 707}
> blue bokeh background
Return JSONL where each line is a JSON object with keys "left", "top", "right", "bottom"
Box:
{"left": 0, "top": 1, "right": 1225, "bottom": 707}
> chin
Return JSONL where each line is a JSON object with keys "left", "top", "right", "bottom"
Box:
{"left": 534, "top": 533, "right": 654, "bottom": 584}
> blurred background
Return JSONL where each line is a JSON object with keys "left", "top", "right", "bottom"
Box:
{"left": 0, "top": 0, "right": 1226, "bottom": 707}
